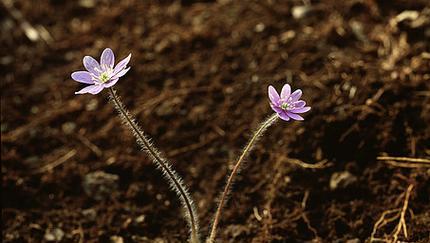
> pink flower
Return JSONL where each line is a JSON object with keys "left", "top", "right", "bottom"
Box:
{"left": 71, "top": 48, "right": 131, "bottom": 95}
{"left": 268, "top": 84, "right": 311, "bottom": 121}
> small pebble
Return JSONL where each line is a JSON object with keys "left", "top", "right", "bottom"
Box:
{"left": 79, "top": 0, "right": 95, "bottom": 8}
{"left": 86, "top": 99, "right": 98, "bottom": 111}
{"left": 62, "top": 122, "right": 76, "bottom": 135}
{"left": 82, "top": 208, "right": 97, "bottom": 221}
{"left": 110, "top": 235, "right": 124, "bottom": 243}
{"left": 330, "top": 171, "right": 357, "bottom": 190}
{"left": 82, "top": 171, "right": 119, "bottom": 200}
{"left": 44, "top": 228, "right": 64, "bottom": 242}
{"left": 135, "top": 215, "right": 145, "bottom": 224}
{"left": 292, "top": 5, "right": 312, "bottom": 19}
{"left": 346, "top": 238, "right": 360, "bottom": 243}
{"left": 254, "top": 23, "right": 265, "bottom": 32}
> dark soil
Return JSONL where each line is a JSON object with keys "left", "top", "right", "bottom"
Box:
{"left": 2, "top": 0, "right": 430, "bottom": 242}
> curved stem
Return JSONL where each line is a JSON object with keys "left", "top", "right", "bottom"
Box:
{"left": 207, "top": 114, "right": 278, "bottom": 243}
{"left": 108, "top": 87, "right": 199, "bottom": 243}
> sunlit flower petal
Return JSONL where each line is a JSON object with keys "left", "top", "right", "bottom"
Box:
{"left": 83, "top": 56, "right": 101, "bottom": 75}
{"left": 71, "top": 71, "right": 94, "bottom": 84}
{"left": 280, "top": 83, "right": 291, "bottom": 99}
{"left": 268, "top": 85, "right": 280, "bottom": 105}
{"left": 75, "top": 85, "right": 104, "bottom": 95}
{"left": 100, "top": 48, "right": 115, "bottom": 68}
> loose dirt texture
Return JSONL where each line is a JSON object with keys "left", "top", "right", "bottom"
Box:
{"left": 2, "top": 0, "right": 430, "bottom": 242}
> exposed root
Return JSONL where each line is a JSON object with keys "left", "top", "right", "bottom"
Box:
{"left": 257, "top": 154, "right": 329, "bottom": 241}
{"left": 370, "top": 184, "right": 414, "bottom": 243}
{"left": 300, "top": 191, "right": 320, "bottom": 240}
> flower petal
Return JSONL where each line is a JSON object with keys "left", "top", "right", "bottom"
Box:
{"left": 286, "top": 112, "right": 304, "bottom": 121}
{"left": 277, "top": 111, "right": 290, "bottom": 121}
{"left": 290, "top": 106, "right": 311, "bottom": 114}
{"left": 290, "top": 89, "right": 302, "bottom": 101}
{"left": 113, "top": 53, "right": 131, "bottom": 74}
{"left": 268, "top": 85, "right": 280, "bottom": 105}
{"left": 280, "top": 84, "right": 291, "bottom": 99}
{"left": 294, "top": 100, "right": 306, "bottom": 108}
{"left": 100, "top": 48, "right": 115, "bottom": 68}
{"left": 83, "top": 56, "right": 101, "bottom": 75}
{"left": 270, "top": 103, "right": 283, "bottom": 114}
{"left": 75, "top": 84, "right": 104, "bottom": 95}
{"left": 103, "top": 78, "right": 119, "bottom": 88}
{"left": 112, "top": 67, "right": 130, "bottom": 79}
{"left": 71, "top": 71, "right": 94, "bottom": 84}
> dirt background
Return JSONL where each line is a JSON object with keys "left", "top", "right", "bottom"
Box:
{"left": 2, "top": 0, "right": 430, "bottom": 242}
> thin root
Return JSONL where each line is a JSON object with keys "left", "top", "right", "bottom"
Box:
{"left": 370, "top": 184, "right": 414, "bottom": 243}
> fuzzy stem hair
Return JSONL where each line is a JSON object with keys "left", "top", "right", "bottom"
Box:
{"left": 108, "top": 87, "right": 200, "bottom": 243}
{"left": 207, "top": 113, "right": 278, "bottom": 243}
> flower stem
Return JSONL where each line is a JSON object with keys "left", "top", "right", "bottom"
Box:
{"left": 207, "top": 113, "right": 278, "bottom": 243}
{"left": 108, "top": 87, "right": 200, "bottom": 243}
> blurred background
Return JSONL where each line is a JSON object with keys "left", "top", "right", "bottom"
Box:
{"left": 1, "top": 0, "right": 429, "bottom": 242}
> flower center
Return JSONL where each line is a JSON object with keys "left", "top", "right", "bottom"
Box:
{"left": 281, "top": 102, "right": 290, "bottom": 110}
{"left": 99, "top": 72, "right": 110, "bottom": 83}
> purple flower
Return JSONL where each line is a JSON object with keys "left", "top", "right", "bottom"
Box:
{"left": 71, "top": 48, "right": 131, "bottom": 95}
{"left": 268, "top": 84, "right": 311, "bottom": 121}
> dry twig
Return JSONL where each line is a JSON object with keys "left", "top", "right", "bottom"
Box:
{"left": 284, "top": 157, "right": 332, "bottom": 169}
{"left": 167, "top": 133, "right": 219, "bottom": 157}
{"left": 32, "top": 149, "right": 77, "bottom": 174}
{"left": 76, "top": 135, "right": 103, "bottom": 157}
{"left": 377, "top": 156, "right": 430, "bottom": 164}
{"left": 378, "top": 156, "right": 430, "bottom": 168}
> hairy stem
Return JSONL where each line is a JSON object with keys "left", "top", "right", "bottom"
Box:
{"left": 108, "top": 87, "right": 200, "bottom": 243}
{"left": 207, "top": 114, "right": 278, "bottom": 243}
